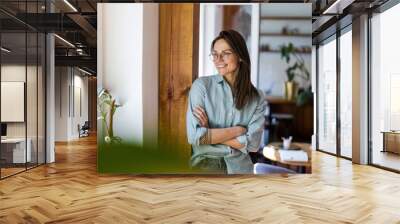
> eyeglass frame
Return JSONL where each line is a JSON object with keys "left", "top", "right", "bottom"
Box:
{"left": 209, "top": 49, "right": 236, "bottom": 62}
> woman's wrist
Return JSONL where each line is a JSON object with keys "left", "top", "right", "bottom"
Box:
{"left": 223, "top": 138, "right": 245, "bottom": 150}
{"left": 233, "top": 126, "right": 246, "bottom": 137}
{"left": 201, "top": 126, "right": 246, "bottom": 145}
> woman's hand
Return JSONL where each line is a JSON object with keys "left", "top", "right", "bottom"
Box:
{"left": 234, "top": 126, "right": 247, "bottom": 136}
{"left": 194, "top": 106, "right": 209, "bottom": 128}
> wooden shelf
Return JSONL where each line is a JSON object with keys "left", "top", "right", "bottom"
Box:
{"left": 260, "top": 50, "right": 311, "bottom": 54}
{"left": 260, "top": 16, "right": 311, "bottom": 21}
{"left": 265, "top": 96, "right": 296, "bottom": 104}
{"left": 260, "top": 33, "right": 311, "bottom": 37}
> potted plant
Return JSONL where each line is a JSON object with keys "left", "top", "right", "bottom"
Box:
{"left": 98, "top": 89, "right": 122, "bottom": 144}
{"left": 280, "top": 43, "right": 312, "bottom": 106}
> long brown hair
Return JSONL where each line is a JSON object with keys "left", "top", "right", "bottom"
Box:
{"left": 211, "top": 29, "right": 258, "bottom": 110}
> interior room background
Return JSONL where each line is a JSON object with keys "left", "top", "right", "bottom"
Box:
{"left": 97, "top": 3, "right": 313, "bottom": 174}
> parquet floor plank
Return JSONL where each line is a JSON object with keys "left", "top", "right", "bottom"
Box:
{"left": 0, "top": 135, "right": 399, "bottom": 223}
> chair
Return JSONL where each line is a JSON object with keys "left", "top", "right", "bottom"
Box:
{"left": 78, "top": 121, "right": 90, "bottom": 138}
{"left": 253, "top": 163, "right": 296, "bottom": 174}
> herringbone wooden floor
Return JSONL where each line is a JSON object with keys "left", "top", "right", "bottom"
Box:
{"left": 1, "top": 135, "right": 400, "bottom": 224}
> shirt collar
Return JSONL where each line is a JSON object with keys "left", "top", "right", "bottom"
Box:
{"left": 215, "top": 75, "right": 224, "bottom": 84}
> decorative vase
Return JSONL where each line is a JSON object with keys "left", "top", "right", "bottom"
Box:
{"left": 284, "top": 81, "right": 297, "bottom": 101}
{"left": 281, "top": 136, "right": 293, "bottom": 150}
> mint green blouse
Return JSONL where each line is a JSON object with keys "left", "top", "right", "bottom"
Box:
{"left": 186, "top": 75, "right": 267, "bottom": 174}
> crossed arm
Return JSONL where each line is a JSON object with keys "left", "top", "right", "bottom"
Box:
{"left": 193, "top": 107, "right": 246, "bottom": 150}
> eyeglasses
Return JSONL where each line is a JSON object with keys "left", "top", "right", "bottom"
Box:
{"left": 209, "top": 51, "right": 234, "bottom": 61}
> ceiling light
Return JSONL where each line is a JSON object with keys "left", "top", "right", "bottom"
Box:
{"left": 1, "top": 47, "right": 11, "bottom": 53}
{"left": 76, "top": 48, "right": 86, "bottom": 56}
{"left": 54, "top": 34, "right": 75, "bottom": 48}
{"left": 78, "top": 67, "right": 93, "bottom": 76}
{"left": 63, "top": 0, "right": 78, "bottom": 12}
{"left": 323, "top": 0, "right": 354, "bottom": 15}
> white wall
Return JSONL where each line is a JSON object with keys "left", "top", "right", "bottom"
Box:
{"left": 97, "top": 3, "right": 159, "bottom": 145}
{"left": 72, "top": 73, "right": 89, "bottom": 138}
{"left": 199, "top": 3, "right": 259, "bottom": 86}
{"left": 199, "top": 4, "right": 222, "bottom": 78}
{"left": 54, "top": 67, "right": 89, "bottom": 141}
{"left": 55, "top": 67, "right": 69, "bottom": 141}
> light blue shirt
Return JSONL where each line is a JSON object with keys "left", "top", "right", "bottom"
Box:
{"left": 186, "top": 75, "right": 267, "bottom": 174}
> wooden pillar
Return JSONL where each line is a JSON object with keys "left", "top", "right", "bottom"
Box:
{"left": 88, "top": 77, "right": 97, "bottom": 132}
{"left": 223, "top": 5, "right": 240, "bottom": 30}
{"left": 159, "top": 3, "right": 199, "bottom": 159}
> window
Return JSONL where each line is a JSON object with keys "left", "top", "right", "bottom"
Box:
{"left": 317, "top": 36, "right": 337, "bottom": 154}
{"left": 370, "top": 3, "right": 400, "bottom": 171}
{"left": 339, "top": 28, "right": 352, "bottom": 158}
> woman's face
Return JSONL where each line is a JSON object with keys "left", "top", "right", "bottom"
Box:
{"left": 211, "top": 39, "right": 239, "bottom": 76}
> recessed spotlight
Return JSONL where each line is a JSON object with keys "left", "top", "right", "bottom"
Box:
{"left": 78, "top": 67, "right": 93, "bottom": 76}
{"left": 322, "top": 0, "right": 353, "bottom": 15}
{"left": 54, "top": 34, "right": 75, "bottom": 48}
{"left": 63, "top": 0, "right": 78, "bottom": 12}
{"left": 1, "top": 47, "right": 11, "bottom": 53}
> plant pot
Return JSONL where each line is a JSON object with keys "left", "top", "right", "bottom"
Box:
{"left": 284, "top": 81, "right": 297, "bottom": 101}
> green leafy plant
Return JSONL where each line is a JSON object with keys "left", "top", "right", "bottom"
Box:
{"left": 98, "top": 89, "right": 122, "bottom": 144}
{"left": 296, "top": 87, "right": 313, "bottom": 106}
{"left": 280, "top": 43, "right": 312, "bottom": 106}
{"left": 280, "top": 43, "right": 310, "bottom": 82}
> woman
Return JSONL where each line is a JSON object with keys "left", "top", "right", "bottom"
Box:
{"left": 186, "top": 29, "right": 266, "bottom": 174}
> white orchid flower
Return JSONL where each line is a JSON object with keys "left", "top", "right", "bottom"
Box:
{"left": 104, "top": 136, "right": 111, "bottom": 143}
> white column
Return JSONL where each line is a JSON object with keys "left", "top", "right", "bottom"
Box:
{"left": 311, "top": 45, "right": 317, "bottom": 150}
{"left": 97, "top": 3, "right": 159, "bottom": 146}
{"left": 250, "top": 3, "right": 259, "bottom": 87}
{"left": 46, "top": 33, "right": 55, "bottom": 163}
{"left": 142, "top": 4, "right": 159, "bottom": 147}
{"left": 352, "top": 14, "right": 369, "bottom": 164}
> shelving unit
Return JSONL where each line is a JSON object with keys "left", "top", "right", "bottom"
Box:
{"left": 260, "top": 49, "right": 311, "bottom": 54}
{"left": 260, "top": 16, "right": 312, "bottom": 21}
{"left": 259, "top": 32, "right": 311, "bottom": 37}
{"left": 257, "top": 4, "right": 312, "bottom": 96}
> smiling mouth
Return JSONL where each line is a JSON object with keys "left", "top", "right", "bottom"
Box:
{"left": 216, "top": 64, "right": 227, "bottom": 68}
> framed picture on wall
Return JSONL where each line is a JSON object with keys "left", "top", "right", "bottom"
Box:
{"left": 1, "top": 81, "right": 25, "bottom": 122}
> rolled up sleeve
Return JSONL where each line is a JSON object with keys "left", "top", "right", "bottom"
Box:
{"left": 186, "top": 79, "right": 208, "bottom": 146}
{"left": 235, "top": 92, "right": 267, "bottom": 154}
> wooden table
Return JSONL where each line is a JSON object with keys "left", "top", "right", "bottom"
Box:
{"left": 263, "top": 142, "right": 312, "bottom": 173}
{"left": 381, "top": 131, "right": 400, "bottom": 154}
{"left": 1, "top": 138, "right": 32, "bottom": 165}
